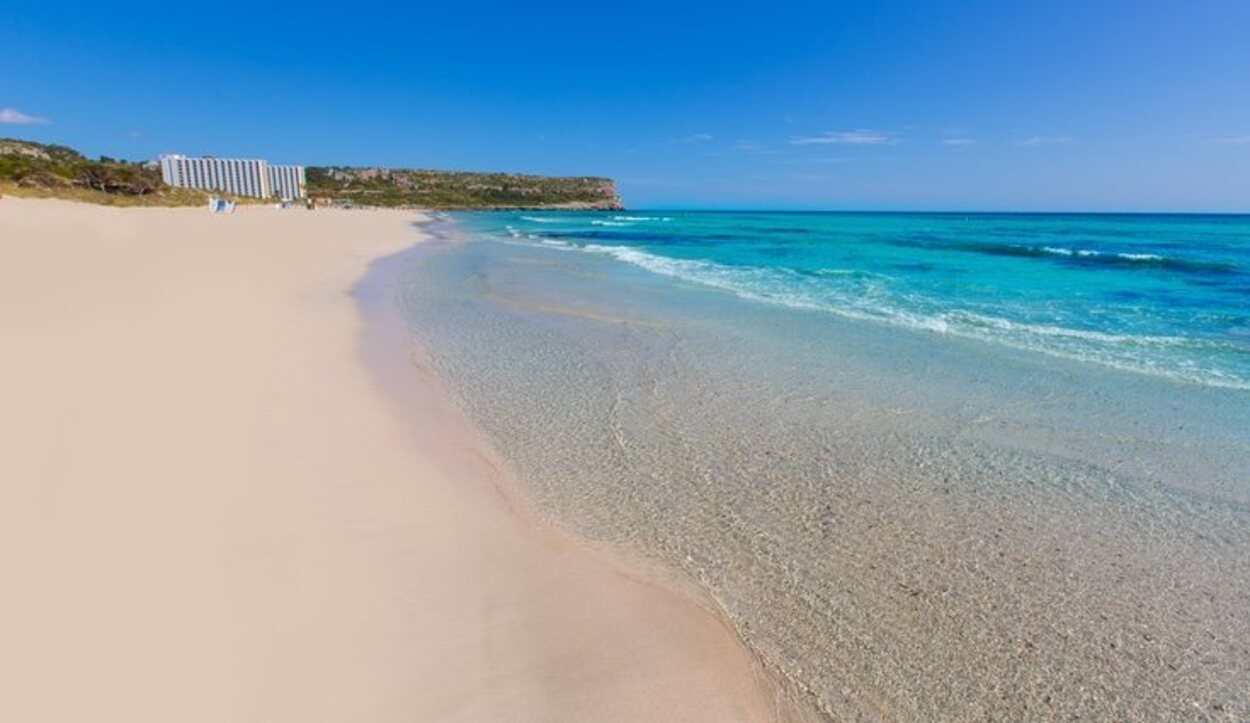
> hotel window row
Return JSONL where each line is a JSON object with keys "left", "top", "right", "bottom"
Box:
{"left": 267, "top": 165, "right": 306, "bottom": 201}
{"left": 159, "top": 155, "right": 306, "bottom": 199}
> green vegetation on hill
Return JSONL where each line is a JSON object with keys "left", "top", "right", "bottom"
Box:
{"left": 306, "top": 166, "right": 623, "bottom": 210}
{"left": 0, "top": 138, "right": 202, "bottom": 203}
{"left": 0, "top": 181, "right": 215, "bottom": 207}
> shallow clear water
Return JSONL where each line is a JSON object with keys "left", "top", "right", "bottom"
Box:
{"left": 397, "top": 212, "right": 1250, "bottom": 721}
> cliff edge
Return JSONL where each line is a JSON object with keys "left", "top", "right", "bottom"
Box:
{"left": 306, "top": 166, "right": 624, "bottom": 210}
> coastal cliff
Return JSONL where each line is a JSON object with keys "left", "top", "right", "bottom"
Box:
{"left": 306, "top": 166, "right": 624, "bottom": 210}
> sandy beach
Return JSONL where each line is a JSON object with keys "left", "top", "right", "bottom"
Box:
{"left": 0, "top": 199, "right": 783, "bottom": 723}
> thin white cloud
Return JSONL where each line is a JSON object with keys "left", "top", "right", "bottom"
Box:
{"left": 942, "top": 138, "right": 976, "bottom": 146}
{"left": 767, "top": 155, "right": 848, "bottom": 166}
{"left": 1019, "top": 135, "right": 1072, "bottom": 146}
{"left": 0, "top": 108, "right": 49, "bottom": 125}
{"left": 680, "top": 132, "right": 713, "bottom": 143}
{"left": 1211, "top": 135, "right": 1250, "bottom": 145}
{"left": 700, "top": 139, "right": 780, "bottom": 157}
{"left": 790, "top": 129, "right": 896, "bottom": 146}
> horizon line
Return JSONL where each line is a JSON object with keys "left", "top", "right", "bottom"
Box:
{"left": 595, "top": 207, "right": 1250, "bottom": 216}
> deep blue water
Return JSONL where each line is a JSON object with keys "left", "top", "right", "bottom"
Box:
{"left": 467, "top": 211, "right": 1250, "bottom": 389}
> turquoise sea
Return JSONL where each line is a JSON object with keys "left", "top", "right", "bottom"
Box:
{"left": 396, "top": 211, "right": 1250, "bottom": 720}
{"left": 499, "top": 211, "right": 1250, "bottom": 390}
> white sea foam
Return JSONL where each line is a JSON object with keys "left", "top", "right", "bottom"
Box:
{"left": 944, "top": 311, "right": 1193, "bottom": 347}
{"left": 1039, "top": 246, "right": 1171, "bottom": 263}
{"left": 1039, "top": 246, "right": 1099, "bottom": 257}
{"left": 545, "top": 240, "right": 1250, "bottom": 390}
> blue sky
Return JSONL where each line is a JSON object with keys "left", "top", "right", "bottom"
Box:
{"left": 2, "top": 1, "right": 1248, "bottom": 210}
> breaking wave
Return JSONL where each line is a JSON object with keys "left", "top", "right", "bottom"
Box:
{"left": 515, "top": 236, "right": 1249, "bottom": 390}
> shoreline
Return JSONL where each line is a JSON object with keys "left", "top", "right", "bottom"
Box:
{"left": 374, "top": 214, "right": 832, "bottom": 721}
{"left": 351, "top": 215, "right": 811, "bottom": 722}
{"left": 0, "top": 198, "right": 784, "bottom": 722}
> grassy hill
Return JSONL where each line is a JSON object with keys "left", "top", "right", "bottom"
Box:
{"left": 306, "top": 166, "right": 623, "bottom": 210}
{"left": 0, "top": 138, "right": 208, "bottom": 206}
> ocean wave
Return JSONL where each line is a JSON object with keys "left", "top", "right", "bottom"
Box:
{"left": 1040, "top": 246, "right": 1168, "bottom": 264}
{"left": 809, "top": 267, "right": 892, "bottom": 278}
{"left": 890, "top": 237, "right": 1239, "bottom": 275}
{"left": 943, "top": 310, "right": 1196, "bottom": 348}
{"left": 515, "top": 214, "right": 673, "bottom": 227}
{"left": 519, "top": 215, "right": 569, "bottom": 223}
{"left": 541, "top": 240, "right": 1250, "bottom": 390}
{"left": 540, "top": 228, "right": 754, "bottom": 244}
{"left": 1040, "top": 246, "right": 1097, "bottom": 257}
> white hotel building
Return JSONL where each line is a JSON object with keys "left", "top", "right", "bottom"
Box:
{"left": 159, "top": 155, "right": 307, "bottom": 200}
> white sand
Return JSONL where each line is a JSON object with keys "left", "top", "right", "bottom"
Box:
{"left": 0, "top": 199, "right": 781, "bottom": 722}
